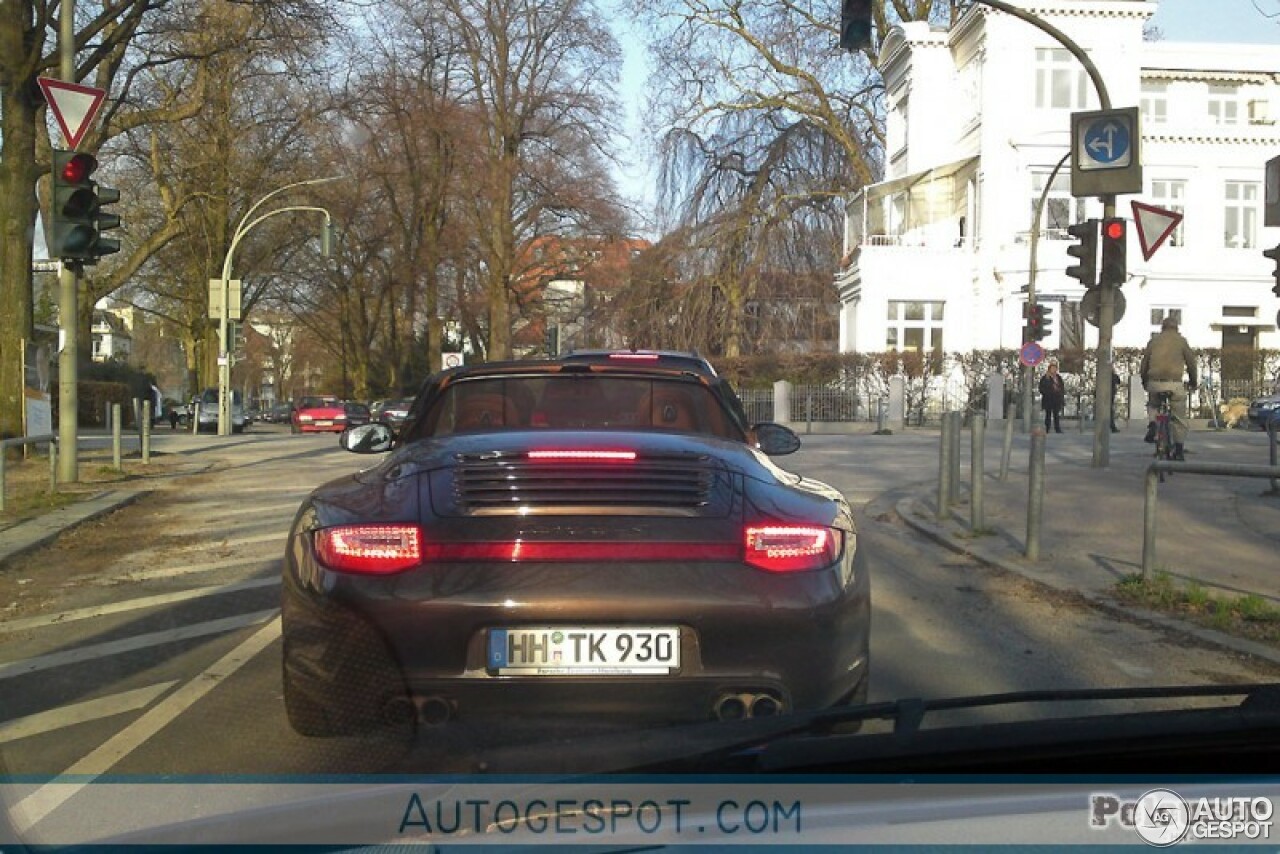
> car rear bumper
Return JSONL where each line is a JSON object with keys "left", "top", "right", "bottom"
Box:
{"left": 282, "top": 551, "right": 869, "bottom": 726}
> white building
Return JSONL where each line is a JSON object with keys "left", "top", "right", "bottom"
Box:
{"left": 835, "top": 0, "right": 1280, "bottom": 389}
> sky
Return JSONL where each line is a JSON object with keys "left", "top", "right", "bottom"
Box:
{"left": 610, "top": 0, "right": 1280, "bottom": 221}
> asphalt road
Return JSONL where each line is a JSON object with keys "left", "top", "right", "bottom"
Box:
{"left": 2, "top": 429, "right": 1277, "bottom": 829}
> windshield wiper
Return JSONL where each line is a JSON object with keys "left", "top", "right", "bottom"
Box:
{"left": 620, "top": 682, "right": 1280, "bottom": 773}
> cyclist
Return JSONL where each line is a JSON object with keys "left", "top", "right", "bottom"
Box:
{"left": 1140, "top": 316, "right": 1197, "bottom": 460}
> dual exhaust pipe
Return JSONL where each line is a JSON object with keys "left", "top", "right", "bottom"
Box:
{"left": 714, "top": 692, "right": 782, "bottom": 720}
{"left": 381, "top": 695, "right": 455, "bottom": 727}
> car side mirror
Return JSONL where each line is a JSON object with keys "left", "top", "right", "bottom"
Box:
{"left": 752, "top": 422, "right": 801, "bottom": 456}
{"left": 339, "top": 423, "right": 393, "bottom": 454}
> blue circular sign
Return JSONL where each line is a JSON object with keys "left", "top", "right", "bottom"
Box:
{"left": 1083, "top": 118, "right": 1130, "bottom": 166}
{"left": 1020, "top": 341, "right": 1045, "bottom": 367}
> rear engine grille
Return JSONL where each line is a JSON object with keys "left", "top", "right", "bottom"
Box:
{"left": 454, "top": 452, "right": 716, "bottom": 512}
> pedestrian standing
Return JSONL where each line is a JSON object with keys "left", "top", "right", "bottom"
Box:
{"left": 1039, "top": 361, "right": 1065, "bottom": 434}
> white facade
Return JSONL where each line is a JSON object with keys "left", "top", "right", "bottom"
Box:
{"left": 836, "top": 0, "right": 1280, "bottom": 380}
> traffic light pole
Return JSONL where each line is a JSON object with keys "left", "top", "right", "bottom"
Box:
{"left": 56, "top": 0, "right": 78, "bottom": 483}
{"left": 973, "top": 0, "right": 1116, "bottom": 468}
{"left": 1023, "top": 152, "right": 1070, "bottom": 433}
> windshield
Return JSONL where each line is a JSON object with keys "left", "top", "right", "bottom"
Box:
{"left": 2, "top": 0, "right": 1277, "bottom": 847}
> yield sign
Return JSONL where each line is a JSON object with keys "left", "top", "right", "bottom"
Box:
{"left": 37, "top": 77, "right": 106, "bottom": 150}
{"left": 1131, "top": 201, "right": 1184, "bottom": 261}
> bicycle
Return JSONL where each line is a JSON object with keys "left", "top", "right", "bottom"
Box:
{"left": 1153, "top": 390, "right": 1175, "bottom": 480}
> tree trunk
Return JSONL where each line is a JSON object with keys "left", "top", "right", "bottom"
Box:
{"left": 0, "top": 60, "right": 39, "bottom": 438}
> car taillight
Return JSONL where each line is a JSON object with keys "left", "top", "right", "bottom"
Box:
{"left": 420, "top": 541, "right": 740, "bottom": 562}
{"left": 527, "top": 450, "right": 637, "bottom": 462}
{"left": 743, "top": 525, "right": 841, "bottom": 573}
{"left": 608, "top": 353, "right": 660, "bottom": 361}
{"left": 314, "top": 524, "right": 423, "bottom": 574}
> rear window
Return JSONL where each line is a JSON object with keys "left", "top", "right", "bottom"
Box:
{"left": 298, "top": 396, "right": 337, "bottom": 410}
{"left": 418, "top": 376, "right": 742, "bottom": 440}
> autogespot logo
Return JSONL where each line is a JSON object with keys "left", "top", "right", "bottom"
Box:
{"left": 1133, "top": 789, "right": 1190, "bottom": 847}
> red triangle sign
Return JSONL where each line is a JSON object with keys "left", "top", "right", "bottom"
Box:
{"left": 1131, "top": 200, "right": 1184, "bottom": 262}
{"left": 37, "top": 77, "right": 106, "bottom": 150}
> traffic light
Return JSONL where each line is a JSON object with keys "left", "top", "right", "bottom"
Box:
{"left": 1024, "top": 302, "right": 1045, "bottom": 342}
{"left": 1265, "top": 244, "right": 1280, "bottom": 297}
{"left": 1100, "top": 217, "right": 1127, "bottom": 286}
{"left": 49, "top": 150, "right": 120, "bottom": 263}
{"left": 1039, "top": 304, "right": 1054, "bottom": 340}
{"left": 840, "top": 0, "right": 873, "bottom": 51}
{"left": 1065, "top": 219, "right": 1098, "bottom": 288}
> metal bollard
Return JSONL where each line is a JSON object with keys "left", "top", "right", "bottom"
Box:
{"left": 938, "top": 411, "right": 954, "bottom": 521}
{"left": 877, "top": 398, "right": 887, "bottom": 433}
{"left": 949, "top": 411, "right": 962, "bottom": 498}
{"left": 1025, "top": 427, "right": 1046, "bottom": 561}
{"left": 142, "top": 400, "right": 152, "bottom": 464}
{"left": 112, "top": 403, "right": 123, "bottom": 470}
{"left": 971, "top": 414, "right": 986, "bottom": 531}
{"left": 1143, "top": 465, "right": 1159, "bottom": 579}
{"left": 1078, "top": 395, "right": 1085, "bottom": 433}
{"left": 50, "top": 441, "right": 58, "bottom": 492}
{"left": 1269, "top": 420, "right": 1279, "bottom": 495}
{"left": 1000, "top": 403, "right": 1015, "bottom": 482}
{"left": 192, "top": 403, "right": 200, "bottom": 435}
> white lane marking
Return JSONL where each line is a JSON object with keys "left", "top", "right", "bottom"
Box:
{"left": 107, "top": 556, "right": 278, "bottom": 584}
{"left": 199, "top": 531, "right": 287, "bottom": 550}
{"left": 0, "top": 610, "right": 277, "bottom": 680}
{"left": 10, "top": 616, "right": 282, "bottom": 834}
{"left": 0, "top": 578, "right": 280, "bottom": 635}
{"left": 0, "top": 682, "right": 177, "bottom": 744}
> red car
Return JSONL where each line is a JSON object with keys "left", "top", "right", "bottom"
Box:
{"left": 291, "top": 396, "right": 347, "bottom": 433}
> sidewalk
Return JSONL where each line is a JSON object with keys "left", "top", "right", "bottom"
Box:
{"left": 897, "top": 422, "right": 1280, "bottom": 659}
{"left": 0, "top": 430, "right": 261, "bottom": 566}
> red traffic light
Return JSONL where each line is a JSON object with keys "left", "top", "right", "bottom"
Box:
{"left": 1103, "top": 219, "right": 1125, "bottom": 241}
{"left": 59, "top": 152, "right": 97, "bottom": 184}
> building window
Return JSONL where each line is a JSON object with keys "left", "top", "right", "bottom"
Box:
{"left": 1149, "top": 179, "right": 1186, "bottom": 247}
{"left": 1151, "top": 307, "right": 1182, "bottom": 330}
{"left": 1141, "top": 80, "right": 1168, "bottom": 125}
{"left": 1222, "top": 306, "right": 1256, "bottom": 318}
{"left": 1223, "top": 181, "right": 1259, "bottom": 248}
{"left": 1030, "top": 170, "right": 1086, "bottom": 233}
{"left": 1035, "top": 48, "right": 1088, "bottom": 110}
{"left": 1208, "top": 84, "right": 1241, "bottom": 125}
{"left": 886, "top": 300, "right": 944, "bottom": 352}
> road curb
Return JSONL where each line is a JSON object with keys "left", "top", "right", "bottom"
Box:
{"left": 0, "top": 490, "right": 149, "bottom": 568}
{"left": 893, "top": 496, "right": 1280, "bottom": 670}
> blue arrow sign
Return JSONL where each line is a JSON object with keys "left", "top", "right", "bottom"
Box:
{"left": 1081, "top": 116, "right": 1131, "bottom": 169}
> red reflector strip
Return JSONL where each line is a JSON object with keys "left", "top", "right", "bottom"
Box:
{"left": 744, "top": 525, "right": 841, "bottom": 573}
{"left": 424, "top": 541, "right": 740, "bottom": 562}
{"left": 314, "top": 524, "right": 423, "bottom": 574}
{"left": 527, "top": 450, "right": 637, "bottom": 462}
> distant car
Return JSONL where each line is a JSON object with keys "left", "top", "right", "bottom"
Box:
{"left": 194, "top": 388, "right": 246, "bottom": 433}
{"left": 264, "top": 403, "right": 292, "bottom": 424}
{"left": 291, "top": 396, "right": 347, "bottom": 433}
{"left": 371, "top": 398, "right": 413, "bottom": 432}
{"left": 282, "top": 359, "right": 868, "bottom": 737}
{"left": 343, "top": 401, "right": 371, "bottom": 428}
{"left": 1249, "top": 391, "right": 1280, "bottom": 431}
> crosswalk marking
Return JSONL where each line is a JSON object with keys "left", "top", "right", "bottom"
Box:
{"left": 0, "top": 609, "right": 278, "bottom": 680}
{"left": 0, "top": 682, "right": 177, "bottom": 744}
{"left": 0, "top": 578, "right": 280, "bottom": 635}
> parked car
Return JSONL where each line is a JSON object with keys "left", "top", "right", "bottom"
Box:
{"left": 370, "top": 397, "right": 413, "bottom": 432}
{"left": 343, "top": 401, "right": 371, "bottom": 428}
{"left": 1248, "top": 391, "right": 1280, "bottom": 431}
{"left": 194, "top": 388, "right": 246, "bottom": 433}
{"left": 263, "top": 402, "right": 292, "bottom": 424}
{"left": 291, "top": 395, "right": 347, "bottom": 433}
{"left": 282, "top": 359, "right": 868, "bottom": 736}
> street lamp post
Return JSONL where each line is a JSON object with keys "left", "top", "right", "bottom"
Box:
{"left": 217, "top": 177, "right": 342, "bottom": 436}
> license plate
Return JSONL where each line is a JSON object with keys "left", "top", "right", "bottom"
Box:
{"left": 315, "top": 420, "right": 332, "bottom": 427}
{"left": 488, "top": 627, "right": 680, "bottom": 675}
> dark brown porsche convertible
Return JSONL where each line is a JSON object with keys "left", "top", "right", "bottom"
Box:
{"left": 281, "top": 359, "right": 869, "bottom": 736}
